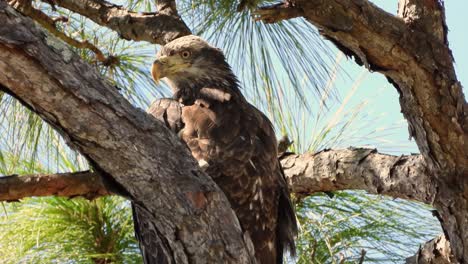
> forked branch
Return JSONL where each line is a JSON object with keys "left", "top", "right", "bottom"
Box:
{"left": 10, "top": 0, "right": 109, "bottom": 63}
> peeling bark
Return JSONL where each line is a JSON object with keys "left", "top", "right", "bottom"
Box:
{"left": 0, "top": 4, "right": 253, "bottom": 263}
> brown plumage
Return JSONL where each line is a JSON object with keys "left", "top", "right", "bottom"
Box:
{"left": 137, "top": 35, "right": 297, "bottom": 264}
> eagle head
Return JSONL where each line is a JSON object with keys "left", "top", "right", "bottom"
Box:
{"left": 151, "top": 35, "right": 234, "bottom": 88}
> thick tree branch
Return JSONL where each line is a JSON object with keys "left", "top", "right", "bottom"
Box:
{"left": 48, "top": 0, "right": 191, "bottom": 45}
{"left": 281, "top": 148, "right": 435, "bottom": 203}
{"left": 0, "top": 4, "right": 254, "bottom": 263}
{"left": 0, "top": 171, "right": 109, "bottom": 202}
{"left": 0, "top": 149, "right": 434, "bottom": 205}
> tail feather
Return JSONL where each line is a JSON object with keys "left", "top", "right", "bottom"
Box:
{"left": 276, "top": 162, "right": 299, "bottom": 264}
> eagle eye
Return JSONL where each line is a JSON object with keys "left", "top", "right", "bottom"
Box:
{"left": 181, "top": 50, "right": 191, "bottom": 59}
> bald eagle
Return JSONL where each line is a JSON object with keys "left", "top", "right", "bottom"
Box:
{"left": 134, "top": 35, "right": 297, "bottom": 264}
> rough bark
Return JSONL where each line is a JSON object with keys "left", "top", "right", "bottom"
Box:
{"left": 156, "top": 0, "right": 179, "bottom": 16}
{"left": 281, "top": 148, "right": 434, "bottom": 203}
{"left": 0, "top": 4, "right": 254, "bottom": 263}
{"left": 0, "top": 171, "right": 109, "bottom": 202}
{"left": 256, "top": 0, "right": 468, "bottom": 262}
{"left": 406, "top": 235, "right": 451, "bottom": 264}
{"left": 51, "top": 0, "right": 190, "bottom": 45}
{"left": 1, "top": 148, "right": 433, "bottom": 204}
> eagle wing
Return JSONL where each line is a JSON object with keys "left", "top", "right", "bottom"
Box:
{"left": 251, "top": 108, "right": 298, "bottom": 262}
{"left": 146, "top": 98, "right": 184, "bottom": 133}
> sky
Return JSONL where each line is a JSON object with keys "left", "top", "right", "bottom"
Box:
{"left": 327, "top": 0, "right": 467, "bottom": 155}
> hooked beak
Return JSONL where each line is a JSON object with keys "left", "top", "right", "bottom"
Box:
{"left": 151, "top": 55, "right": 169, "bottom": 84}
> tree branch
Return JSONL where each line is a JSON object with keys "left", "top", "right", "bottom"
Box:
{"left": 0, "top": 148, "right": 434, "bottom": 206}
{"left": 281, "top": 148, "right": 435, "bottom": 203}
{"left": 257, "top": 0, "right": 467, "bottom": 173}
{"left": 0, "top": 4, "right": 253, "bottom": 263}
{"left": 10, "top": 0, "right": 109, "bottom": 63}
{"left": 0, "top": 171, "right": 109, "bottom": 202}
{"left": 48, "top": 0, "right": 191, "bottom": 45}
{"left": 0, "top": 147, "right": 446, "bottom": 262}
{"left": 254, "top": 2, "right": 302, "bottom": 23}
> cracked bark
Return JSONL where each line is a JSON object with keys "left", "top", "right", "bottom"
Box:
{"left": 0, "top": 3, "right": 254, "bottom": 263}
{"left": 281, "top": 148, "right": 434, "bottom": 203}
{"left": 257, "top": 0, "right": 467, "bottom": 262}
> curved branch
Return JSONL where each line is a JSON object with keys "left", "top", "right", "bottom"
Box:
{"left": 51, "top": 0, "right": 191, "bottom": 45}
{"left": 256, "top": 1, "right": 467, "bottom": 261}
{"left": 0, "top": 4, "right": 253, "bottom": 263}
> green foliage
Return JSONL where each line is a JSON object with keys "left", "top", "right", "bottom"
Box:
{"left": 294, "top": 192, "right": 439, "bottom": 263}
{"left": 0, "top": 196, "right": 141, "bottom": 264}
{"left": 0, "top": 132, "right": 141, "bottom": 263}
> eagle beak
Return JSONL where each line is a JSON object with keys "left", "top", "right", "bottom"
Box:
{"left": 151, "top": 56, "right": 169, "bottom": 84}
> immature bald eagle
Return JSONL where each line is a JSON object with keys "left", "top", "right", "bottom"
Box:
{"left": 134, "top": 35, "right": 297, "bottom": 264}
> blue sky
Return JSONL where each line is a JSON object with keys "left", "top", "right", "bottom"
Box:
{"left": 329, "top": 1, "right": 467, "bottom": 155}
